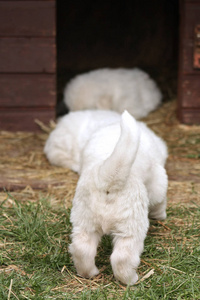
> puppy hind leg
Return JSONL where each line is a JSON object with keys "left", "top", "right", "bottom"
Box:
{"left": 147, "top": 165, "right": 168, "bottom": 220}
{"left": 69, "top": 231, "right": 101, "bottom": 278}
{"left": 148, "top": 198, "right": 167, "bottom": 220}
{"left": 110, "top": 236, "right": 144, "bottom": 285}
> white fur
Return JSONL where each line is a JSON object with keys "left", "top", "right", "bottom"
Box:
{"left": 44, "top": 110, "right": 120, "bottom": 172}
{"left": 63, "top": 68, "right": 162, "bottom": 119}
{"left": 44, "top": 110, "right": 168, "bottom": 285}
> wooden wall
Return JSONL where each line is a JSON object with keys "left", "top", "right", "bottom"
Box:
{"left": 1, "top": 0, "right": 199, "bottom": 130}
{"left": 178, "top": 0, "right": 200, "bottom": 124}
{"left": 0, "top": 0, "right": 56, "bottom": 131}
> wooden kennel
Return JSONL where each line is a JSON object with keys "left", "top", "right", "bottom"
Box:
{"left": 0, "top": 0, "right": 56, "bottom": 131}
{"left": 0, "top": 0, "right": 199, "bottom": 131}
{"left": 177, "top": 0, "right": 200, "bottom": 124}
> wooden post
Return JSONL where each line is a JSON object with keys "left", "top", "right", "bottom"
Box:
{"left": 178, "top": 0, "right": 200, "bottom": 124}
{"left": 0, "top": 0, "right": 56, "bottom": 131}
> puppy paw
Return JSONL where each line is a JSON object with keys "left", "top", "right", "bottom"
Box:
{"left": 78, "top": 266, "right": 99, "bottom": 279}
{"left": 149, "top": 210, "right": 167, "bottom": 220}
{"left": 114, "top": 270, "right": 138, "bottom": 286}
{"left": 88, "top": 266, "right": 99, "bottom": 278}
{"left": 129, "top": 272, "right": 138, "bottom": 285}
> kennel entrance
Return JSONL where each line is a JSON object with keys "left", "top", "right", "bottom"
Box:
{"left": 0, "top": 0, "right": 199, "bottom": 131}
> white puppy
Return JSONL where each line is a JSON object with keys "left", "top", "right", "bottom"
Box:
{"left": 44, "top": 110, "right": 168, "bottom": 285}
{"left": 44, "top": 110, "right": 120, "bottom": 173}
{"left": 63, "top": 68, "right": 162, "bottom": 119}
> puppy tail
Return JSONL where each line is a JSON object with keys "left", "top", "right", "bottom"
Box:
{"left": 98, "top": 110, "right": 140, "bottom": 190}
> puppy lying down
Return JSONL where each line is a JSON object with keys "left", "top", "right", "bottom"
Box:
{"left": 63, "top": 68, "right": 162, "bottom": 119}
{"left": 44, "top": 110, "right": 168, "bottom": 285}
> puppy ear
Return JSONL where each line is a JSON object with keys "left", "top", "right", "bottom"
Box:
{"left": 98, "top": 111, "right": 140, "bottom": 190}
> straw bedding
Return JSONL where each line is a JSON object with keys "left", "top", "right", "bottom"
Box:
{"left": 0, "top": 99, "right": 200, "bottom": 208}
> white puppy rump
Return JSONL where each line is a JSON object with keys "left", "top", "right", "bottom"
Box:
{"left": 63, "top": 68, "right": 162, "bottom": 119}
{"left": 44, "top": 109, "right": 168, "bottom": 285}
{"left": 44, "top": 110, "right": 120, "bottom": 173}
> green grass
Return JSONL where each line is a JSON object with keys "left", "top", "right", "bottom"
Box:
{"left": 0, "top": 194, "right": 199, "bottom": 299}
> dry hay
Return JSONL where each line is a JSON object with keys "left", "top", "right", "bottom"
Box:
{"left": 142, "top": 100, "right": 200, "bottom": 207}
{"left": 0, "top": 99, "right": 200, "bottom": 208}
{"left": 0, "top": 130, "right": 78, "bottom": 208}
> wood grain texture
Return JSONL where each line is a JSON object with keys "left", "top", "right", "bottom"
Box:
{"left": 0, "top": 109, "right": 55, "bottom": 131}
{"left": 177, "top": 107, "right": 200, "bottom": 124}
{"left": 0, "top": 1, "right": 56, "bottom": 37}
{"left": 182, "top": 1, "right": 200, "bottom": 40}
{"left": 179, "top": 75, "right": 200, "bottom": 107}
{"left": 0, "top": 37, "right": 56, "bottom": 73}
{"left": 178, "top": 0, "right": 200, "bottom": 124}
{"left": 0, "top": 74, "right": 56, "bottom": 107}
{"left": 180, "top": 41, "right": 200, "bottom": 74}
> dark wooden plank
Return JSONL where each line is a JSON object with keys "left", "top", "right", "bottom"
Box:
{"left": 178, "top": 74, "right": 200, "bottom": 107}
{"left": 0, "top": 74, "right": 56, "bottom": 107}
{"left": 177, "top": 0, "right": 200, "bottom": 124}
{"left": 0, "top": 0, "right": 55, "bottom": 2}
{"left": 183, "top": 2, "right": 200, "bottom": 39}
{"left": 0, "top": 1, "right": 56, "bottom": 37}
{"left": 180, "top": 40, "right": 200, "bottom": 74}
{"left": 0, "top": 37, "right": 56, "bottom": 73}
{"left": 177, "top": 107, "right": 200, "bottom": 124}
{"left": 0, "top": 109, "right": 55, "bottom": 131}
{"left": 179, "top": 1, "right": 200, "bottom": 74}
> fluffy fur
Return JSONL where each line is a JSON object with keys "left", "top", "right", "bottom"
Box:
{"left": 44, "top": 110, "right": 120, "bottom": 172}
{"left": 44, "top": 110, "right": 168, "bottom": 285}
{"left": 63, "top": 68, "right": 162, "bottom": 119}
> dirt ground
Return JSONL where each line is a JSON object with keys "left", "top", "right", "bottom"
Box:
{"left": 0, "top": 99, "right": 200, "bottom": 208}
